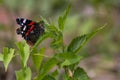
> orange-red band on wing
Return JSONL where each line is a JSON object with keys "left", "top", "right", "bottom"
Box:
{"left": 25, "top": 25, "right": 35, "bottom": 36}
{"left": 28, "top": 21, "right": 35, "bottom": 26}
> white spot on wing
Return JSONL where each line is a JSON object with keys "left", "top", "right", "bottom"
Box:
{"left": 23, "top": 26, "right": 26, "bottom": 31}
{"left": 23, "top": 19, "right": 26, "bottom": 23}
{"left": 21, "top": 23, "right": 24, "bottom": 26}
{"left": 21, "top": 31, "right": 24, "bottom": 34}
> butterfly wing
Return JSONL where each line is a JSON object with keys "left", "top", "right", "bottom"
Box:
{"left": 16, "top": 18, "right": 44, "bottom": 46}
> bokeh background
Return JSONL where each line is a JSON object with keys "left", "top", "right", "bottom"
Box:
{"left": 0, "top": 0, "right": 120, "bottom": 80}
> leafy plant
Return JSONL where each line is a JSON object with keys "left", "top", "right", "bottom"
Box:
{"left": 0, "top": 3, "right": 105, "bottom": 80}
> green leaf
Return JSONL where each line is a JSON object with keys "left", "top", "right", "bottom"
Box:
{"left": 23, "top": 42, "right": 30, "bottom": 67}
{"left": 46, "top": 24, "right": 59, "bottom": 37}
{"left": 42, "top": 75, "right": 56, "bottom": 80}
{"left": 58, "top": 3, "right": 71, "bottom": 31}
{"left": 50, "top": 37, "right": 63, "bottom": 49}
{"left": 67, "top": 25, "right": 106, "bottom": 53}
{"left": 55, "top": 53, "right": 82, "bottom": 68}
{"left": 34, "top": 58, "right": 58, "bottom": 80}
{"left": 55, "top": 52, "right": 81, "bottom": 60}
{"left": 73, "top": 67, "right": 90, "bottom": 80}
{"left": 32, "top": 48, "right": 45, "bottom": 70}
{"left": 44, "top": 23, "right": 64, "bottom": 50}
{"left": 67, "top": 35, "right": 87, "bottom": 53}
{"left": 16, "top": 41, "right": 30, "bottom": 68}
{"left": 40, "top": 16, "right": 50, "bottom": 26}
{"left": 16, "top": 41, "right": 24, "bottom": 57}
{"left": 16, "top": 67, "right": 31, "bottom": 80}
{"left": 60, "top": 59, "right": 79, "bottom": 68}
{"left": 3, "top": 47, "right": 14, "bottom": 71}
{"left": 50, "top": 30, "right": 63, "bottom": 50}
{"left": 0, "top": 53, "right": 3, "bottom": 61}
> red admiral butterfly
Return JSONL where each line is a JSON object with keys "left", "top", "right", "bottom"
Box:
{"left": 16, "top": 18, "right": 45, "bottom": 46}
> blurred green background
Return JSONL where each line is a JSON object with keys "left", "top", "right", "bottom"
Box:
{"left": 0, "top": 0, "right": 120, "bottom": 80}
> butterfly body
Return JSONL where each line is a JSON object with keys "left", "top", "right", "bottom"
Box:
{"left": 16, "top": 18, "right": 44, "bottom": 46}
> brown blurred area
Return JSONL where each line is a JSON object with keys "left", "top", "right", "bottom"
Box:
{"left": 0, "top": 0, "right": 120, "bottom": 80}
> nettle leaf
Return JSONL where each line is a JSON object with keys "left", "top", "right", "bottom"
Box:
{"left": 50, "top": 37, "right": 63, "bottom": 49}
{"left": 50, "top": 29, "right": 63, "bottom": 50}
{"left": 3, "top": 47, "right": 14, "bottom": 71}
{"left": 55, "top": 53, "right": 82, "bottom": 68}
{"left": 73, "top": 67, "right": 90, "bottom": 80}
{"left": 16, "top": 41, "right": 30, "bottom": 68}
{"left": 42, "top": 75, "right": 56, "bottom": 80}
{"left": 45, "top": 22, "right": 64, "bottom": 50}
{"left": 16, "top": 41, "right": 24, "bottom": 56}
{"left": 0, "top": 53, "right": 3, "bottom": 61}
{"left": 34, "top": 58, "right": 58, "bottom": 80}
{"left": 58, "top": 3, "right": 71, "bottom": 31}
{"left": 60, "top": 58, "right": 79, "bottom": 68}
{"left": 67, "top": 25, "right": 105, "bottom": 53}
{"left": 67, "top": 35, "right": 87, "bottom": 53}
{"left": 40, "top": 16, "right": 59, "bottom": 38}
{"left": 16, "top": 67, "right": 31, "bottom": 80}
{"left": 32, "top": 48, "right": 45, "bottom": 70}
{"left": 46, "top": 24, "right": 59, "bottom": 35}
{"left": 40, "top": 16, "right": 50, "bottom": 27}
{"left": 23, "top": 42, "right": 30, "bottom": 67}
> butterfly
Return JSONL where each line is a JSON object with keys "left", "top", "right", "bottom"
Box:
{"left": 16, "top": 18, "right": 45, "bottom": 46}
